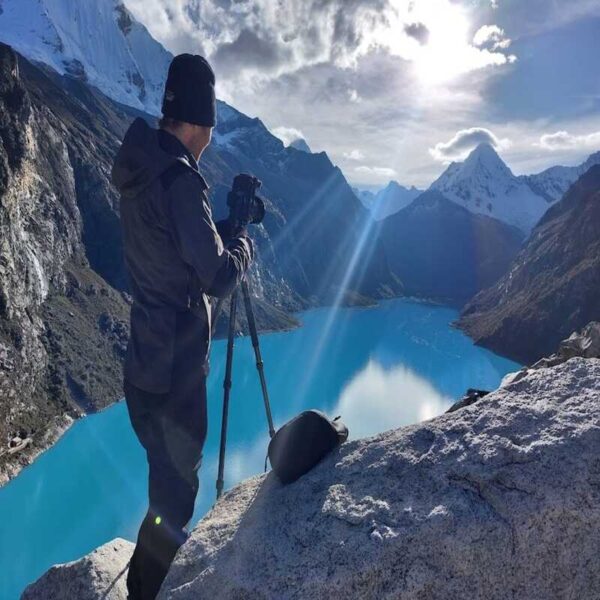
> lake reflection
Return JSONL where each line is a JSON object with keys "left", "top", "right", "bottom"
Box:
{"left": 0, "top": 299, "right": 520, "bottom": 599}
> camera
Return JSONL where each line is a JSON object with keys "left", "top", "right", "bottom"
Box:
{"left": 227, "top": 174, "right": 266, "bottom": 230}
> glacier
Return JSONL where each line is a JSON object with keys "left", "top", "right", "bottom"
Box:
{"left": 0, "top": 0, "right": 171, "bottom": 114}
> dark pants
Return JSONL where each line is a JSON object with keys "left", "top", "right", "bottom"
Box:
{"left": 124, "top": 318, "right": 209, "bottom": 599}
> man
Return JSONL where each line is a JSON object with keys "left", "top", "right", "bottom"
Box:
{"left": 112, "top": 54, "right": 253, "bottom": 599}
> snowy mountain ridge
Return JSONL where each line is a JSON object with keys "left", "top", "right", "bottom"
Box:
{"left": 359, "top": 145, "right": 600, "bottom": 226}
{"left": 0, "top": 0, "right": 171, "bottom": 114}
{"left": 521, "top": 150, "right": 600, "bottom": 203}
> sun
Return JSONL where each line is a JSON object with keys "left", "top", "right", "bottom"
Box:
{"left": 379, "top": 0, "right": 501, "bottom": 87}
{"left": 410, "top": 1, "right": 476, "bottom": 85}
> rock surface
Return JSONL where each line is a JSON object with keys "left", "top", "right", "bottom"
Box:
{"left": 21, "top": 538, "right": 133, "bottom": 600}
{"left": 0, "top": 42, "right": 131, "bottom": 484}
{"left": 498, "top": 321, "right": 600, "bottom": 388}
{"left": 158, "top": 357, "right": 600, "bottom": 599}
{"left": 23, "top": 358, "right": 600, "bottom": 599}
{"left": 459, "top": 165, "right": 600, "bottom": 364}
{"left": 533, "top": 321, "right": 600, "bottom": 367}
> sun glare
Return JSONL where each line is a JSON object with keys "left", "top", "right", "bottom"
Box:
{"left": 410, "top": 1, "right": 475, "bottom": 85}
{"left": 379, "top": 0, "right": 498, "bottom": 87}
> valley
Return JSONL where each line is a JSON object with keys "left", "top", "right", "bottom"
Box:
{"left": 0, "top": 0, "right": 598, "bottom": 511}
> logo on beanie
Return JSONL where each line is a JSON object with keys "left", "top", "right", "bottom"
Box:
{"left": 164, "top": 89, "right": 175, "bottom": 102}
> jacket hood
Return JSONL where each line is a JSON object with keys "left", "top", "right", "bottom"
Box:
{"left": 111, "top": 118, "right": 198, "bottom": 198}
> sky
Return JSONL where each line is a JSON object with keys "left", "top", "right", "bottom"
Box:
{"left": 124, "top": 0, "right": 600, "bottom": 188}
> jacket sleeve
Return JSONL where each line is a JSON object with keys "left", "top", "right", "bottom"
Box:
{"left": 167, "top": 172, "right": 253, "bottom": 298}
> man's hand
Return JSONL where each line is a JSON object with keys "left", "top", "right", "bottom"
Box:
{"left": 216, "top": 218, "right": 254, "bottom": 259}
{"left": 215, "top": 218, "right": 232, "bottom": 241}
{"left": 216, "top": 218, "right": 247, "bottom": 243}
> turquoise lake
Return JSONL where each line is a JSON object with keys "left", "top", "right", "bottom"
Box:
{"left": 0, "top": 299, "right": 520, "bottom": 599}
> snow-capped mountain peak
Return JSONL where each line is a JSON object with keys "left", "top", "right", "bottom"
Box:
{"left": 460, "top": 143, "right": 513, "bottom": 179}
{"left": 430, "top": 143, "right": 548, "bottom": 233}
{"left": 0, "top": 0, "right": 172, "bottom": 114}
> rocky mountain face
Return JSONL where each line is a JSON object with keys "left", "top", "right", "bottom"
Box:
{"left": 363, "top": 180, "right": 422, "bottom": 221}
{"left": 23, "top": 343, "right": 600, "bottom": 599}
{"left": 0, "top": 0, "right": 170, "bottom": 114}
{"left": 378, "top": 190, "right": 524, "bottom": 305}
{"left": 459, "top": 166, "right": 600, "bottom": 364}
{"left": 0, "top": 43, "right": 131, "bottom": 483}
{"left": 0, "top": 45, "right": 399, "bottom": 482}
{"left": 430, "top": 143, "right": 550, "bottom": 234}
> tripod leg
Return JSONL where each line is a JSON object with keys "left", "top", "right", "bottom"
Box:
{"left": 241, "top": 280, "right": 276, "bottom": 439}
{"left": 216, "top": 290, "right": 238, "bottom": 500}
{"left": 211, "top": 297, "right": 225, "bottom": 333}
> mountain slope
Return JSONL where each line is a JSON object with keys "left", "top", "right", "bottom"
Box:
{"left": 459, "top": 165, "right": 600, "bottom": 363}
{"left": 379, "top": 190, "right": 524, "bottom": 305}
{"left": 206, "top": 101, "right": 400, "bottom": 304}
{"left": 367, "top": 181, "right": 422, "bottom": 220}
{"left": 430, "top": 143, "right": 549, "bottom": 233}
{"left": 521, "top": 151, "right": 600, "bottom": 203}
{"left": 0, "top": 0, "right": 170, "bottom": 114}
{"left": 0, "top": 43, "right": 131, "bottom": 483}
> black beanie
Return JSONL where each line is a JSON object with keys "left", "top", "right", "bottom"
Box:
{"left": 162, "top": 54, "right": 217, "bottom": 127}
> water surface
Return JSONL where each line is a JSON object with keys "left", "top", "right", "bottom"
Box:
{"left": 0, "top": 299, "right": 520, "bottom": 598}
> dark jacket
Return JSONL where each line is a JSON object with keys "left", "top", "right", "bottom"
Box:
{"left": 112, "top": 118, "right": 253, "bottom": 393}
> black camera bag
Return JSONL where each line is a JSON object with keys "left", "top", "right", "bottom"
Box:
{"left": 267, "top": 410, "right": 348, "bottom": 484}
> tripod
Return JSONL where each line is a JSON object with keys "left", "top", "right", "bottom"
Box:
{"left": 215, "top": 279, "right": 276, "bottom": 500}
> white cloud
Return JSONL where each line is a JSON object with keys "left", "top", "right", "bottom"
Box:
{"left": 271, "top": 126, "right": 305, "bottom": 146}
{"left": 473, "top": 25, "right": 512, "bottom": 51}
{"left": 429, "top": 127, "right": 512, "bottom": 161}
{"left": 344, "top": 149, "right": 365, "bottom": 161}
{"left": 332, "top": 360, "right": 450, "bottom": 440}
{"left": 349, "top": 89, "right": 361, "bottom": 103}
{"left": 124, "top": 0, "right": 517, "bottom": 91}
{"left": 122, "top": 0, "right": 519, "bottom": 187}
{"left": 355, "top": 165, "right": 397, "bottom": 178}
{"left": 536, "top": 130, "right": 600, "bottom": 151}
